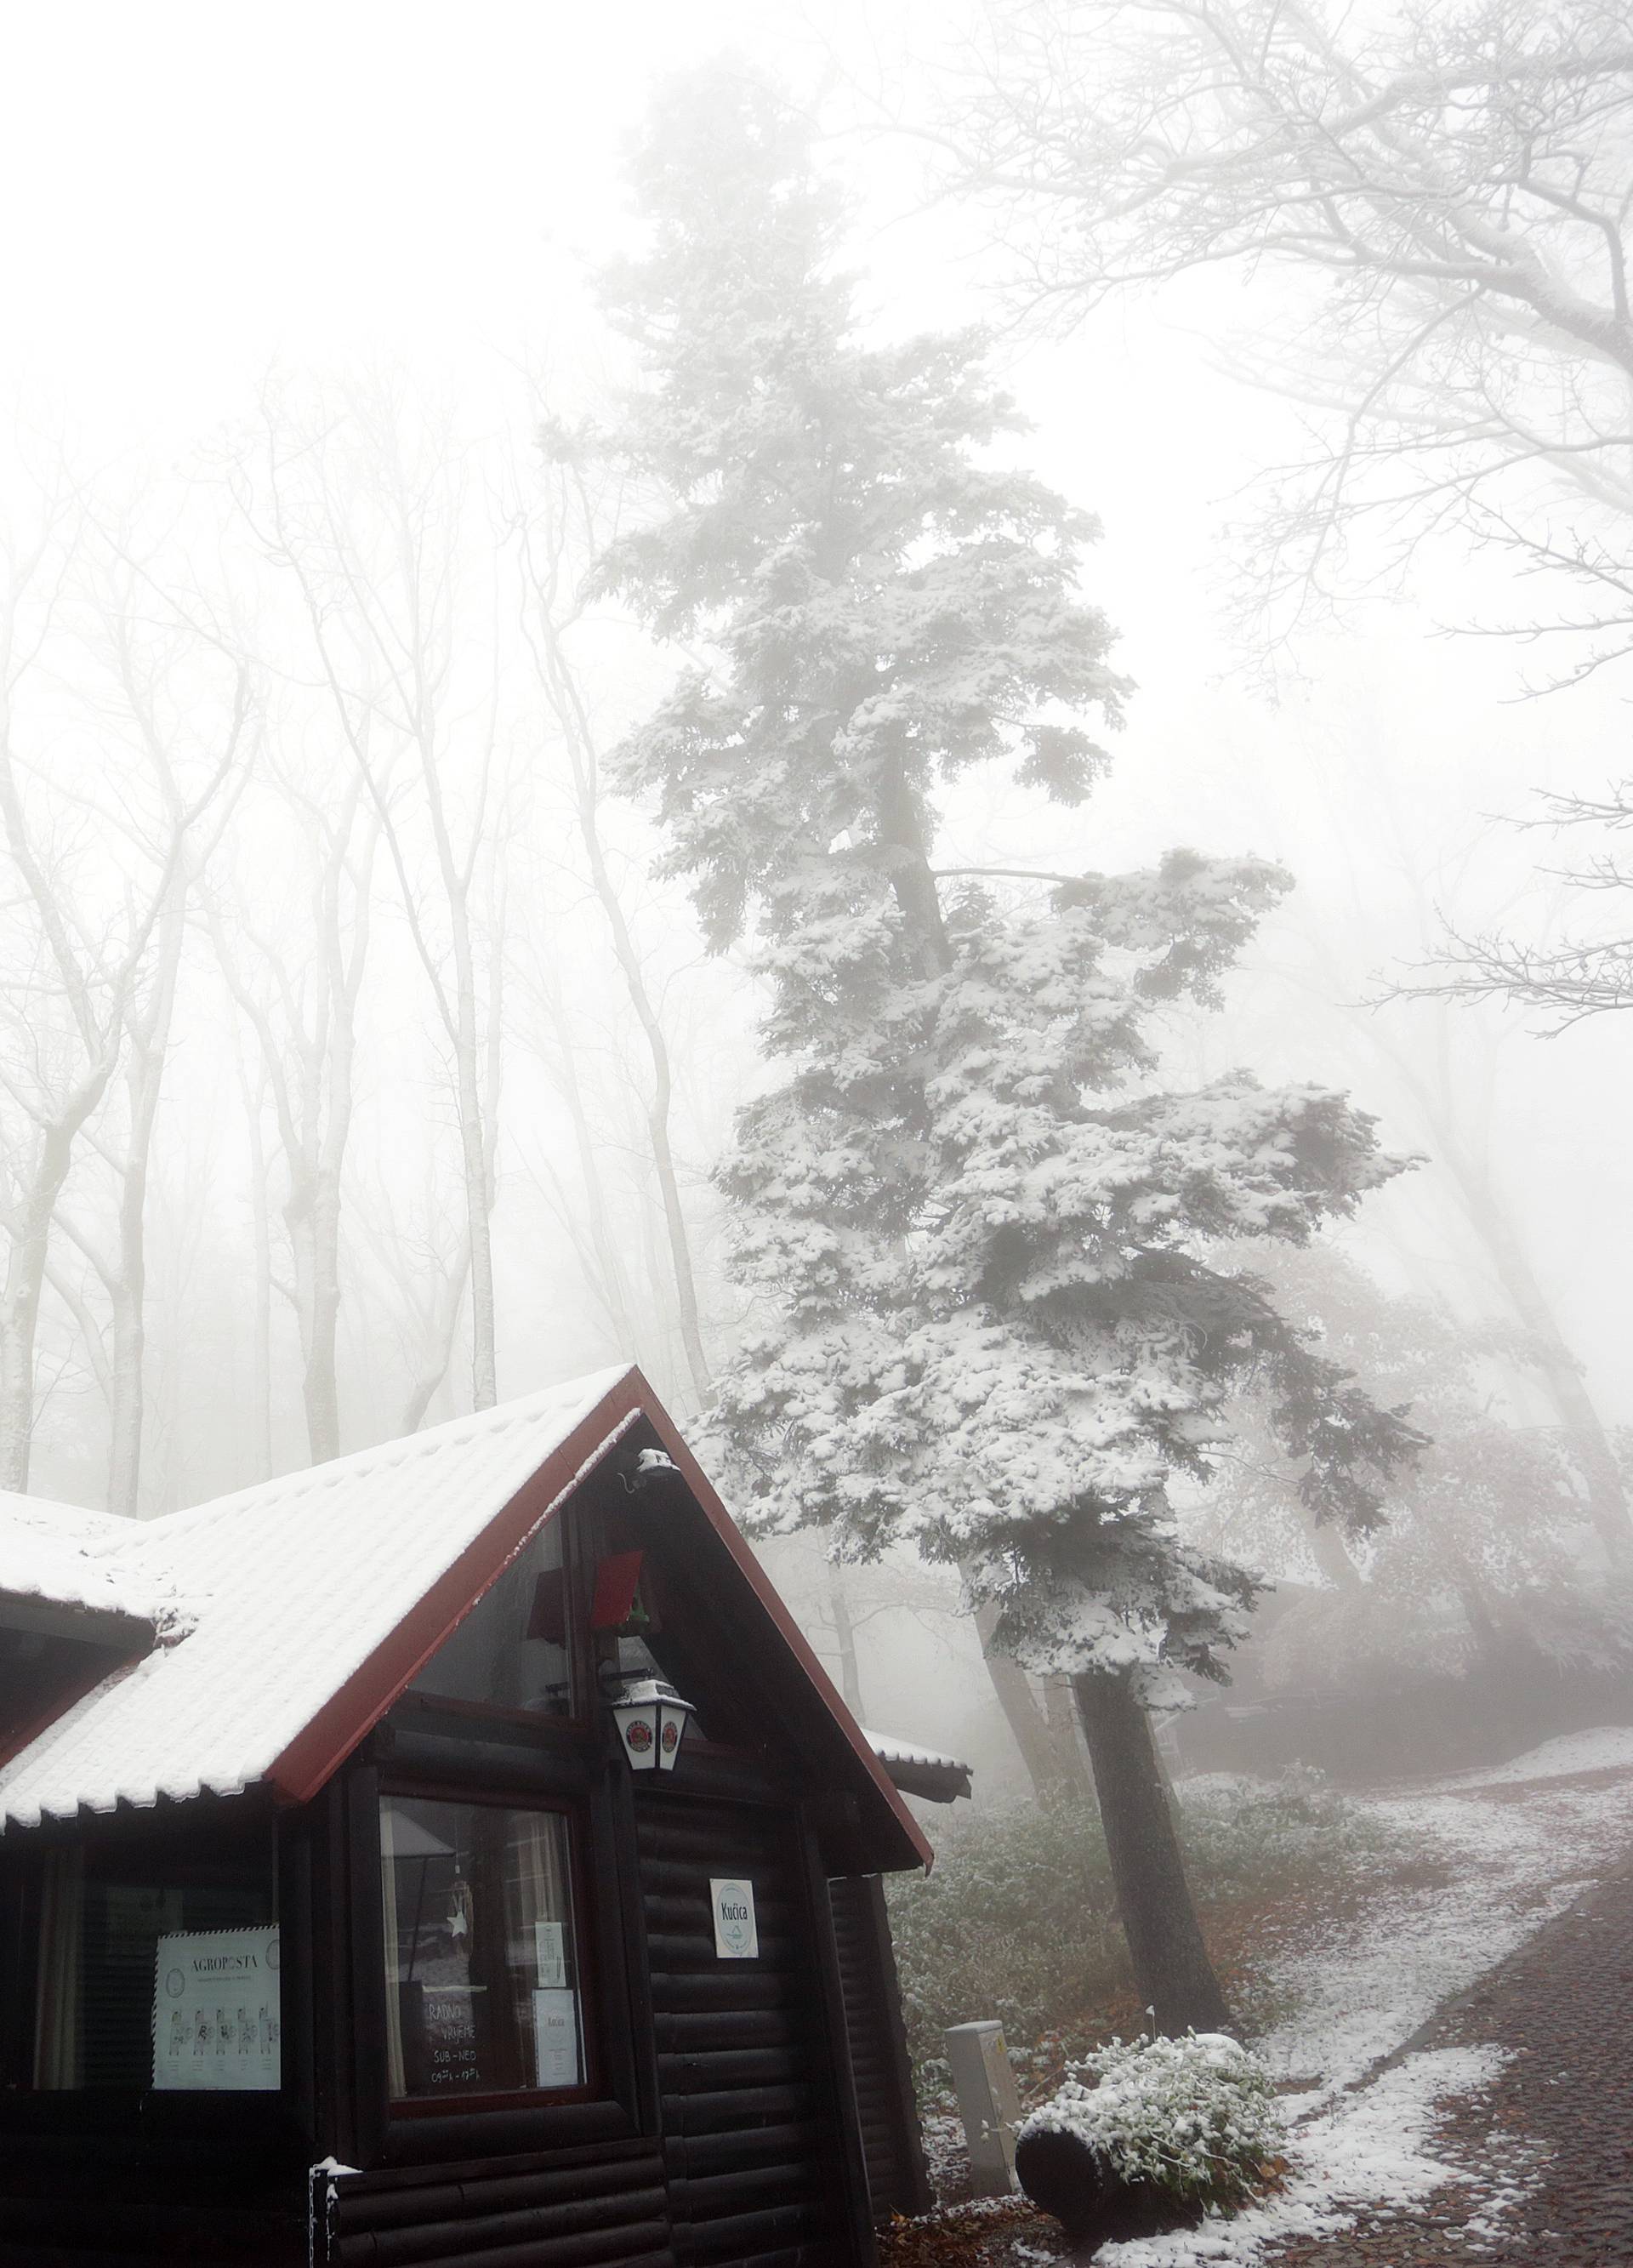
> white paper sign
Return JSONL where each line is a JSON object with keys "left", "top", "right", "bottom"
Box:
{"left": 709, "top": 1877, "right": 758, "bottom": 1960}
{"left": 153, "top": 1927, "right": 281, "bottom": 2092}
{"left": 532, "top": 1987, "right": 581, "bottom": 2087}
{"left": 534, "top": 1920, "right": 566, "bottom": 1988}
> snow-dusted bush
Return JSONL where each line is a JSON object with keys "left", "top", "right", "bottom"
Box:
{"left": 1019, "top": 2032, "right": 1283, "bottom": 2214}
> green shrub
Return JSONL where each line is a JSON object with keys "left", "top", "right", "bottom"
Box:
{"left": 1019, "top": 2032, "right": 1284, "bottom": 2214}
{"left": 887, "top": 1769, "right": 1397, "bottom": 2100}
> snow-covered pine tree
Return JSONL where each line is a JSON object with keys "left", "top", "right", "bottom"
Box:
{"left": 592, "top": 65, "right": 1422, "bottom": 2034}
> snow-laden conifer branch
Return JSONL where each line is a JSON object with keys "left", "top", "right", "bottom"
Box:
{"left": 594, "top": 61, "right": 1422, "bottom": 2033}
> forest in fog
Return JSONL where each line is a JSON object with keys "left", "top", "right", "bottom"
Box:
{"left": 2, "top": 0, "right": 1631, "bottom": 1820}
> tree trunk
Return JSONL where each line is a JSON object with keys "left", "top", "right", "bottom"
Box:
{"left": 451, "top": 908, "right": 498, "bottom": 1413}
{"left": 871, "top": 753, "right": 1216, "bottom": 2017}
{"left": 1307, "top": 1513, "right": 1365, "bottom": 1589}
{"left": 1392, "top": 1017, "right": 1632, "bottom": 1559}
{"left": 0, "top": 1080, "right": 113, "bottom": 1493}
{"left": 972, "top": 1597, "right": 1090, "bottom": 1808}
{"left": 523, "top": 575, "right": 713, "bottom": 1406}
{"left": 397, "top": 1238, "right": 473, "bottom": 1436}
{"left": 1043, "top": 1674, "right": 1092, "bottom": 1796}
{"left": 570, "top": 695, "right": 710, "bottom": 1400}
{"left": 241, "top": 1063, "right": 275, "bottom": 1481}
{"left": 1073, "top": 1670, "right": 1232, "bottom": 2036}
{"left": 303, "top": 1173, "right": 343, "bottom": 1463}
{"left": 105, "top": 888, "right": 187, "bottom": 1517}
{"left": 827, "top": 1562, "right": 865, "bottom": 1719}
{"left": 1464, "top": 1179, "right": 1631, "bottom": 1559}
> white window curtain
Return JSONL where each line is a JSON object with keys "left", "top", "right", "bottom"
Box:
{"left": 378, "top": 1804, "right": 406, "bottom": 2099}
{"left": 507, "top": 1814, "right": 572, "bottom": 1957}
{"left": 32, "top": 1847, "right": 83, "bottom": 2090}
{"left": 505, "top": 1812, "right": 577, "bottom": 2085}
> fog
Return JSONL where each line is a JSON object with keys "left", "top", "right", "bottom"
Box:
{"left": 2, "top": 0, "right": 1630, "bottom": 1809}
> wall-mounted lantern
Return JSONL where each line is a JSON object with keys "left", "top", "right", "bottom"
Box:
{"left": 609, "top": 1678, "right": 696, "bottom": 1772}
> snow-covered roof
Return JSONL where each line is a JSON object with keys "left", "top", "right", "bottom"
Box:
{"left": 0, "top": 1493, "right": 167, "bottom": 1627}
{"left": 863, "top": 1726, "right": 973, "bottom": 1803}
{"left": 863, "top": 1728, "right": 970, "bottom": 1774}
{"left": 0, "top": 1368, "right": 935, "bottom": 1869}
{"left": 0, "top": 1368, "right": 631, "bottom": 1830}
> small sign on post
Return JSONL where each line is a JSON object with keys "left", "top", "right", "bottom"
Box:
{"left": 944, "top": 2019, "right": 1021, "bottom": 2196}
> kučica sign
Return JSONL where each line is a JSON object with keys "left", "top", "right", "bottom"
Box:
{"left": 152, "top": 1928, "right": 281, "bottom": 2091}
{"left": 709, "top": 1878, "right": 759, "bottom": 1960}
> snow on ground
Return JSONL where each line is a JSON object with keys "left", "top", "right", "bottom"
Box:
{"left": 1101, "top": 2046, "right": 1510, "bottom": 2265}
{"left": 1419, "top": 1722, "right": 1633, "bottom": 1788}
{"left": 1257, "top": 1728, "right": 1633, "bottom": 2111}
{"left": 1099, "top": 1725, "right": 1633, "bottom": 2263}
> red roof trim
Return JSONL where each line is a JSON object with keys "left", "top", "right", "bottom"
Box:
{"left": 263, "top": 1368, "right": 933, "bottom": 1867}
{"left": 633, "top": 1393, "right": 935, "bottom": 1871}
{"left": 265, "top": 1375, "right": 646, "bottom": 1805}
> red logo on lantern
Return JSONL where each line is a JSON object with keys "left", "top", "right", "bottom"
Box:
{"left": 661, "top": 1719, "right": 680, "bottom": 1752}
{"left": 625, "top": 1718, "right": 653, "bottom": 1752}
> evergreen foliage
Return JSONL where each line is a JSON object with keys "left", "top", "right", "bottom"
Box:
{"left": 595, "top": 65, "right": 1421, "bottom": 1710}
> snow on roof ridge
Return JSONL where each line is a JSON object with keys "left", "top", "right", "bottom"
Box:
{"left": 137, "top": 1364, "right": 638, "bottom": 1541}
{"left": 0, "top": 1484, "right": 133, "bottom": 1541}
{"left": 0, "top": 1518, "right": 170, "bottom": 1626}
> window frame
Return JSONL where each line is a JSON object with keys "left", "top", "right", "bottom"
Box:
{"left": 404, "top": 1506, "right": 589, "bottom": 1732}
{"left": 373, "top": 1775, "right": 601, "bottom": 2121}
{"left": 0, "top": 1798, "right": 296, "bottom": 2143}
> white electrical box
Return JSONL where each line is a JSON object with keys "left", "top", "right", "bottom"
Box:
{"left": 943, "top": 2019, "right": 1022, "bottom": 2195}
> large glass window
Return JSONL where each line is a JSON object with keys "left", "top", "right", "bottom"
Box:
{"left": 30, "top": 1831, "right": 277, "bottom": 2092}
{"left": 379, "top": 1794, "right": 584, "bottom": 2101}
{"left": 407, "top": 1520, "right": 573, "bottom": 1717}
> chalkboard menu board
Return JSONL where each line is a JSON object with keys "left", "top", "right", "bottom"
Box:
{"left": 398, "top": 1980, "right": 493, "bottom": 2095}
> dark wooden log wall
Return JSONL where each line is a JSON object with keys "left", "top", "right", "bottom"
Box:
{"left": 314, "top": 2135, "right": 676, "bottom": 2268}
{"left": 826, "top": 1878, "right": 930, "bottom": 2223}
{"left": 0, "top": 2128, "right": 304, "bottom": 2263}
{"left": 637, "top": 1793, "right": 850, "bottom": 2268}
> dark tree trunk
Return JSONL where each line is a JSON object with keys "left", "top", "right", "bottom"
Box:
{"left": 1043, "top": 1674, "right": 1090, "bottom": 1794}
{"left": 1073, "top": 1671, "right": 1231, "bottom": 2036}
{"left": 970, "top": 1594, "right": 1093, "bottom": 1808}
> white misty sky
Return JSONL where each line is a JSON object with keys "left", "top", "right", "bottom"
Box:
{"left": 0, "top": 1, "right": 882, "bottom": 432}
{"left": 0, "top": 0, "right": 1626, "bottom": 1422}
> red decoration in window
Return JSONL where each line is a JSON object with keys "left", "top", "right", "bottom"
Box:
{"left": 589, "top": 1550, "right": 646, "bottom": 1632}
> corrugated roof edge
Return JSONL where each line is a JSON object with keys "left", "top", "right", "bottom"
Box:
{"left": 862, "top": 1728, "right": 975, "bottom": 1775}
{"left": 259, "top": 1366, "right": 934, "bottom": 1872}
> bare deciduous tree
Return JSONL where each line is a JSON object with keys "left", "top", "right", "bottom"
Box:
{"left": 0, "top": 482, "right": 246, "bottom": 1499}
{"left": 514, "top": 444, "right": 714, "bottom": 1406}
{"left": 945, "top": 0, "right": 1633, "bottom": 670}
{"left": 234, "top": 379, "right": 512, "bottom": 1411}
{"left": 204, "top": 753, "right": 378, "bottom": 1464}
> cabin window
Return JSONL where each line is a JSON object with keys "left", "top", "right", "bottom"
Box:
{"left": 407, "top": 1519, "right": 574, "bottom": 1718}
{"left": 29, "top": 1828, "right": 277, "bottom": 2092}
{"left": 379, "top": 1793, "right": 585, "bottom": 2101}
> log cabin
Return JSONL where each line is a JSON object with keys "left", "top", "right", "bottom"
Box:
{"left": 0, "top": 1365, "right": 970, "bottom": 2268}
